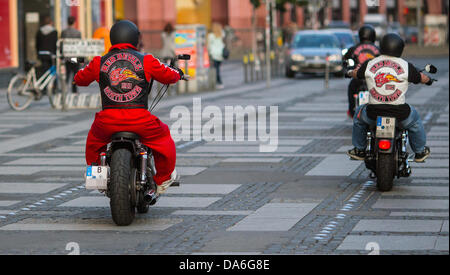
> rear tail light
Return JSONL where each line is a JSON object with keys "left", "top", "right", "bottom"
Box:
{"left": 378, "top": 140, "right": 391, "bottom": 150}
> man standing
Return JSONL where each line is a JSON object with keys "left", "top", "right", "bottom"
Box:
{"left": 36, "top": 15, "right": 58, "bottom": 78}
{"left": 62, "top": 16, "right": 82, "bottom": 93}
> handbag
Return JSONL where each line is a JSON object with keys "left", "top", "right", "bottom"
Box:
{"left": 222, "top": 47, "right": 230, "bottom": 60}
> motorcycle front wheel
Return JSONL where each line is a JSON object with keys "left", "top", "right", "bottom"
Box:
{"left": 109, "top": 149, "right": 135, "bottom": 226}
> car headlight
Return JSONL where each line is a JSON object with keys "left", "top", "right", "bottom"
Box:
{"left": 341, "top": 48, "right": 348, "bottom": 56}
{"left": 291, "top": 54, "right": 305, "bottom": 62}
{"left": 328, "top": 54, "right": 342, "bottom": 62}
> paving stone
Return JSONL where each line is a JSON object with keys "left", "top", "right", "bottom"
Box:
{"left": 59, "top": 196, "right": 222, "bottom": 208}
{"left": 188, "top": 146, "right": 301, "bottom": 153}
{"left": 410, "top": 159, "right": 449, "bottom": 168}
{"left": 171, "top": 210, "right": 253, "bottom": 216}
{"left": 0, "top": 219, "right": 182, "bottom": 231}
{"left": 441, "top": 220, "right": 449, "bottom": 233}
{"left": 352, "top": 219, "right": 445, "bottom": 232}
{"left": 413, "top": 168, "right": 449, "bottom": 178}
{"left": 372, "top": 199, "right": 448, "bottom": 210}
{"left": 221, "top": 158, "right": 283, "bottom": 163}
{"left": 381, "top": 186, "right": 449, "bottom": 197}
{"left": 337, "top": 236, "right": 443, "bottom": 251}
{"left": 0, "top": 201, "right": 21, "bottom": 207}
{"left": 435, "top": 236, "right": 449, "bottom": 251}
{"left": 4, "top": 158, "right": 86, "bottom": 166}
{"left": 227, "top": 203, "right": 317, "bottom": 231}
{"left": 165, "top": 184, "right": 241, "bottom": 195}
{"left": 390, "top": 212, "right": 449, "bottom": 217}
{"left": 176, "top": 167, "right": 208, "bottom": 176}
{"left": 0, "top": 183, "right": 67, "bottom": 194}
{"left": 306, "top": 155, "right": 361, "bottom": 176}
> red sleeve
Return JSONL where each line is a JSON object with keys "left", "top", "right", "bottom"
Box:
{"left": 143, "top": 55, "right": 181, "bottom": 84}
{"left": 74, "top": 56, "right": 101, "bottom": 86}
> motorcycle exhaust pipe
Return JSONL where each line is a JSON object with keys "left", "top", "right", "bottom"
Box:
{"left": 144, "top": 189, "right": 159, "bottom": 205}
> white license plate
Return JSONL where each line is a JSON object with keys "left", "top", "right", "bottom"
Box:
{"left": 358, "top": 91, "right": 370, "bottom": 105}
{"left": 85, "top": 166, "right": 108, "bottom": 190}
{"left": 376, "top": 117, "right": 396, "bottom": 138}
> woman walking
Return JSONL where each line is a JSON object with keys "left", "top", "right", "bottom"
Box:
{"left": 208, "top": 23, "right": 225, "bottom": 89}
{"left": 160, "top": 23, "right": 176, "bottom": 63}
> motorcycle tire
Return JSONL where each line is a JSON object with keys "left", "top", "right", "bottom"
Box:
{"left": 136, "top": 192, "right": 149, "bottom": 214}
{"left": 376, "top": 153, "right": 395, "bottom": 192}
{"left": 109, "top": 149, "right": 135, "bottom": 226}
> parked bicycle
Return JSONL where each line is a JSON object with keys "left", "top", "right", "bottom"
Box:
{"left": 7, "top": 53, "right": 61, "bottom": 111}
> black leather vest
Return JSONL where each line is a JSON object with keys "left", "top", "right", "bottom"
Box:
{"left": 99, "top": 49, "right": 149, "bottom": 110}
{"left": 352, "top": 42, "right": 380, "bottom": 66}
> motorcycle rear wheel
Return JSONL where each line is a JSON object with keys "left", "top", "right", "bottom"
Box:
{"left": 109, "top": 149, "right": 135, "bottom": 226}
{"left": 376, "top": 153, "right": 395, "bottom": 192}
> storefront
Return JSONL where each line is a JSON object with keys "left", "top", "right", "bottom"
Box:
{"left": 0, "top": 0, "right": 19, "bottom": 70}
{"left": 0, "top": 0, "right": 115, "bottom": 87}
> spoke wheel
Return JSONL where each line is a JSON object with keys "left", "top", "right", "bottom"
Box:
{"left": 7, "top": 74, "right": 34, "bottom": 111}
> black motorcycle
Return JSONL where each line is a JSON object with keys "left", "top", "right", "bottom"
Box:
{"left": 360, "top": 64, "right": 437, "bottom": 191}
{"left": 86, "top": 54, "right": 190, "bottom": 226}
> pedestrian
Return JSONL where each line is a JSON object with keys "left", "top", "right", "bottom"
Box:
{"left": 36, "top": 15, "right": 58, "bottom": 78}
{"left": 208, "top": 22, "right": 225, "bottom": 90}
{"left": 160, "top": 23, "right": 176, "bottom": 64}
{"left": 61, "top": 16, "right": 82, "bottom": 93}
{"left": 93, "top": 26, "right": 112, "bottom": 56}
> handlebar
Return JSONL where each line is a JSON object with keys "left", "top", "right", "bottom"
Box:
{"left": 168, "top": 54, "right": 191, "bottom": 81}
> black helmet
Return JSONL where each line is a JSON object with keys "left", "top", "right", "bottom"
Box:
{"left": 358, "top": 25, "right": 376, "bottom": 43}
{"left": 110, "top": 20, "right": 140, "bottom": 47}
{"left": 380, "top": 33, "right": 405, "bottom": 57}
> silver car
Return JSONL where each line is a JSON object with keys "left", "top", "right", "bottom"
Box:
{"left": 286, "top": 30, "right": 344, "bottom": 78}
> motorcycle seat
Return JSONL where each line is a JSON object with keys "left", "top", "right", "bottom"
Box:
{"left": 111, "top": 132, "right": 140, "bottom": 140}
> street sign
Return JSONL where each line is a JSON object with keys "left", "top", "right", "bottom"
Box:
{"left": 61, "top": 39, "right": 105, "bottom": 57}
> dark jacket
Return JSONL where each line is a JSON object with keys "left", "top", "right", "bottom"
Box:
{"left": 36, "top": 25, "right": 58, "bottom": 55}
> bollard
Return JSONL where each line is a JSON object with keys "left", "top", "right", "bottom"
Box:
{"left": 243, "top": 54, "right": 249, "bottom": 83}
{"left": 249, "top": 53, "right": 255, "bottom": 82}
{"left": 184, "top": 60, "right": 189, "bottom": 93}
{"left": 270, "top": 51, "right": 275, "bottom": 77}
{"left": 325, "top": 55, "right": 330, "bottom": 89}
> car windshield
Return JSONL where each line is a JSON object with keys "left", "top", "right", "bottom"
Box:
{"left": 294, "top": 34, "right": 340, "bottom": 49}
{"left": 334, "top": 33, "right": 354, "bottom": 46}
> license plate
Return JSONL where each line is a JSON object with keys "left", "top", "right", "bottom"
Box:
{"left": 358, "top": 91, "right": 370, "bottom": 105}
{"left": 376, "top": 117, "right": 396, "bottom": 138}
{"left": 85, "top": 166, "right": 108, "bottom": 190}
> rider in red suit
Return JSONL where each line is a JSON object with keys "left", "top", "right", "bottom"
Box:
{"left": 74, "top": 20, "right": 183, "bottom": 194}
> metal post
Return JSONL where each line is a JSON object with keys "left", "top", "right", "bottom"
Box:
{"left": 417, "top": 0, "right": 423, "bottom": 47}
{"left": 243, "top": 54, "right": 249, "bottom": 83}
{"left": 325, "top": 54, "right": 330, "bottom": 89}
{"left": 250, "top": 53, "right": 255, "bottom": 82}
{"left": 57, "top": 40, "right": 67, "bottom": 112}
{"left": 265, "top": 0, "right": 272, "bottom": 88}
{"left": 184, "top": 60, "right": 189, "bottom": 93}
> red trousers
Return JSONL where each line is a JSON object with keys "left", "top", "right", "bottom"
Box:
{"left": 85, "top": 109, "right": 176, "bottom": 185}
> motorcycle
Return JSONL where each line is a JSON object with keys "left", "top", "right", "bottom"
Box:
{"left": 85, "top": 54, "right": 190, "bottom": 225}
{"left": 349, "top": 64, "right": 438, "bottom": 191}
{"left": 344, "top": 58, "right": 370, "bottom": 117}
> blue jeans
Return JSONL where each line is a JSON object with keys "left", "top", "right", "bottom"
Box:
{"left": 352, "top": 104, "right": 426, "bottom": 153}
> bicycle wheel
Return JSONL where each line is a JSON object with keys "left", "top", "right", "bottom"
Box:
{"left": 47, "top": 76, "right": 61, "bottom": 109}
{"left": 7, "top": 74, "right": 34, "bottom": 111}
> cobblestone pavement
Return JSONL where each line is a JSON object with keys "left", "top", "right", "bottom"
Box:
{"left": 0, "top": 58, "right": 448, "bottom": 255}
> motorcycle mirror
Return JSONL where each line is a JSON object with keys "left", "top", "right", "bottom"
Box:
{"left": 425, "top": 64, "right": 437, "bottom": 74}
{"left": 177, "top": 54, "right": 191, "bottom": 61}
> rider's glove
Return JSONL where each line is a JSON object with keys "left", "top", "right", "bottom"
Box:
{"left": 174, "top": 67, "right": 184, "bottom": 80}
{"left": 426, "top": 78, "right": 434, "bottom": 86}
